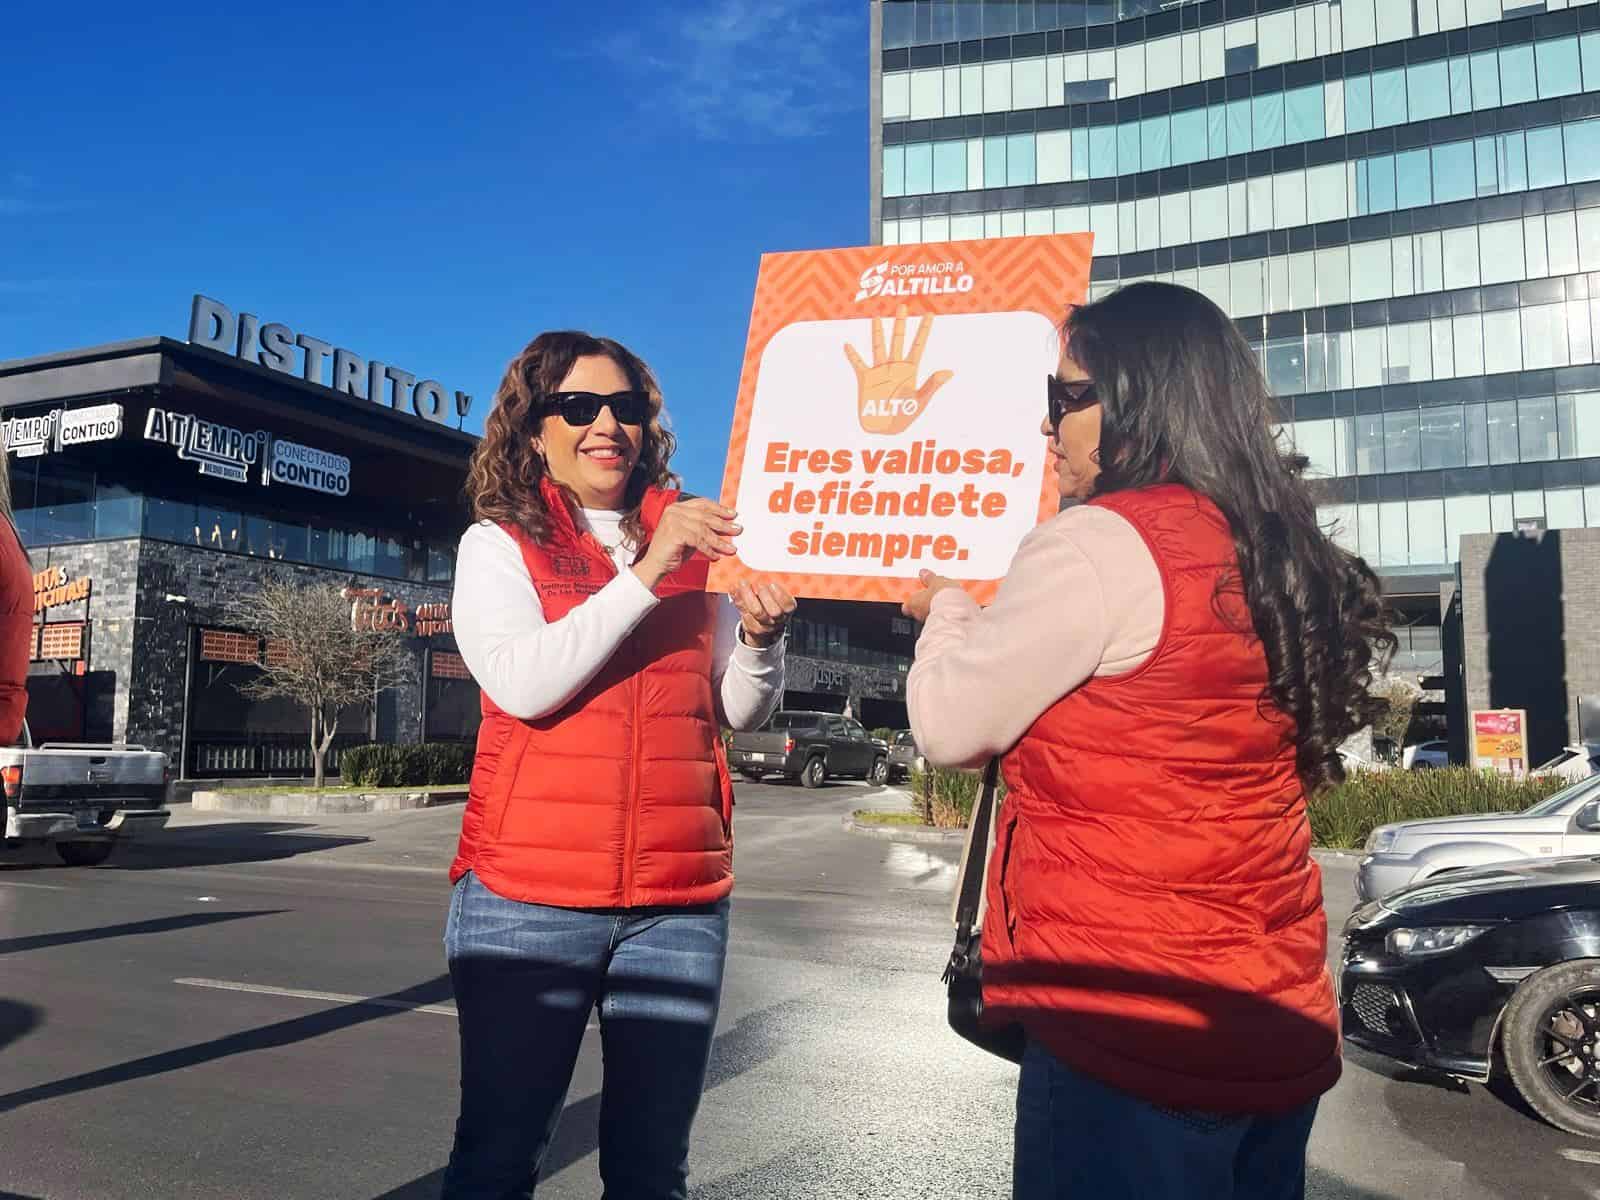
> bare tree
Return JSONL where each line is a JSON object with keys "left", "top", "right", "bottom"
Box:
{"left": 226, "top": 579, "right": 415, "bottom": 788}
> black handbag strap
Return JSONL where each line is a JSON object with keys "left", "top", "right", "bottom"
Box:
{"left": 952, "top": 757, "right": 1002, "bottom": 937}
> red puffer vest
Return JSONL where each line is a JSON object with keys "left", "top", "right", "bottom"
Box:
{"left": 982, "top": 484, "right": 1340, "bottom": 1114}
{"left": 449, "top": 482, "right": 734, "bottom": 909}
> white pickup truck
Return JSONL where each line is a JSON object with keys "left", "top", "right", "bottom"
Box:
{"left": 1, "top": 722, "right": 171, "bottom": 866}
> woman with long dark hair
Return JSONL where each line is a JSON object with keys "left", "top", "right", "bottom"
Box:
{"left": 904, "top": 282, "right": 1392, "bottom": 1199}
{"left": 443, "top": 331, "right": 792, "bottom": 1199}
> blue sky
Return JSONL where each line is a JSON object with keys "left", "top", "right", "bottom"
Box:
{"left": 3, "top": 0, "right": 868, "bottom": 497}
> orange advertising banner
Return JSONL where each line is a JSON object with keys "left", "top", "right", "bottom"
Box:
{"left": 1471, "top": 708, "right": 1529, "bottom": 776}
{"left": 707, "top": 234, "right": 1094, "bottom": 604}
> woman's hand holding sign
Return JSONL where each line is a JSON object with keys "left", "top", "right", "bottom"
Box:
{"left": 731, "top": 580, "right": 796, "bottom": 648}
{"left": 901, "top": 569, "right": 963, "bottom": 623}
{"left": 633, "top": 499, "right": 740, "bottom": 592}
{"left": 634, "top": 499, "right": 796, "bottom": 647}
{"left": 845, "top": 304, "right": 955, "bottom": 435}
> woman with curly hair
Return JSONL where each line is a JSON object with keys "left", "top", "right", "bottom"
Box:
{"left": 442, "top": 331, "right": 792, "bottom": 1199}
{"left": 904, "top": 282, "right": 1393, "bottom": 1200}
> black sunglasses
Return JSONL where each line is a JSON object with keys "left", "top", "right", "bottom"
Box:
{"left": 541, "top": 390, "right": 650, "bottom": 427}
{"left": 1047, "top": 374, "right": 1098, "bottom": 429}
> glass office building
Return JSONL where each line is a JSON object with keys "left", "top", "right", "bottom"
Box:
{"left": 873, "top": 0, "right": 1600, "bottom": 672}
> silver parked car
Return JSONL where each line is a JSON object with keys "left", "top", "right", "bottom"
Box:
{"left": 1357, "top": 774, "right": 1600, "bottom": 902}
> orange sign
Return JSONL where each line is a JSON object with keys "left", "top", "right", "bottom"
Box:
{"left": 1471, "top": 709, "right": 1529, "bottom": 776}
{"left": 708, "top": 234, "right": 1093, "bottom": 604}
{"left": 32, "top": 565, "right": 91, "bottom": 612}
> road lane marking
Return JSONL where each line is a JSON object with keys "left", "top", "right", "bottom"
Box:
{"left": 174, "top": 977, "right": 600, "bottom": 1030}
{"left": 0, "top": 880, "right": 68, "bottom": 890}
{"left": 176, "top": 977, "right": 459, "bottom": 1016}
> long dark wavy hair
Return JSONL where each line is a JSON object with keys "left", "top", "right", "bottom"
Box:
{"left": 466, "top": 331, "right": 678, "bottom": 548}
{"left": 1065, "top": 282, "right": 1395, "bottom": 793}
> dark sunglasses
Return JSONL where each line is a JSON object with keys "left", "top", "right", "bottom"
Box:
{"left": 1047, "top": 374, "right": 1098, "bottom": 429}
{"left": 540, "top": 390, "right": 650, "bottom": 427}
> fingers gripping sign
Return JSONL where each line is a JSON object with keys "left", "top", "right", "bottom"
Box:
{"left": 843, "top": 304, "right": 955, "bottom": 435}
{"left": 631, "top": 498, "right": 742, "bottom": 594}
{"left": 730, "top": 579, "right": 797, "bottom": 649}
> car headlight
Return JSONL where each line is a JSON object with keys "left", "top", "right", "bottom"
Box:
{"left": 1365, "top": 828, "right": 1398, "bottom": 854}
{"left": 1385, "top": 925, "right": 1491, "bottom": 958}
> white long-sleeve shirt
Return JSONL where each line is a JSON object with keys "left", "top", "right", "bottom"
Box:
{"left": 451, "top": 510, "right": 785, "bottom": 728}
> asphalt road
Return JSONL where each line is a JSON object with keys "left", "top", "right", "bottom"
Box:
{"left": 1, "top": 781, "right": 1596, "bottom": 1200}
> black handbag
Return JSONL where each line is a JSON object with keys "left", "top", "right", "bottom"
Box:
{"left": 942, "top": 757, "right": 1026, "bottom": 1063}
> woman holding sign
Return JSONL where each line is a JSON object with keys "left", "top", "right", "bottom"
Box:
{"left": 443, "top": 331, "right": 794, "bottom": 1199}
{"left": 904, "top": 282, "right": 1392, "bottom": 1200}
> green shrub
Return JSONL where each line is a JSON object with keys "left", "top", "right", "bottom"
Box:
{"left": 338, "top": 742, "right": 474, "bottom": 788}
{"left": 1308, "top": 767, "right": 1568, "bottom": 849}
{"left": 909, "top": 764, "right": 1006, "bottom": 829}
{"left": 420, "top": 742, "right": 473, "bottom": 785}
{"left": 871, "top": 726, "right": 895, "bottom": 744}
{"left": 906, "top": 762, "right": 1570, "bottom": 845}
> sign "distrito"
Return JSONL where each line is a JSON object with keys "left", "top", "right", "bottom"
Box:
{"left": 188, "top": 294, "right": 472, "bottom": 427}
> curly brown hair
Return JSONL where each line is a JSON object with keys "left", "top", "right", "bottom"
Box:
{"left": 466, "top": 331, "right": 679, "bottom": 548}
{"left": 1065, "top": 283, "right": 1396, "bottom": 795}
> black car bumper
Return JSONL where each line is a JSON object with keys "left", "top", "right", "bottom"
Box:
{"left": 1339, "top": 944, "right": 1513, "bottom": 1082}
{"left": 1340, "top": 974, "right": 1493, "bottom": 1079}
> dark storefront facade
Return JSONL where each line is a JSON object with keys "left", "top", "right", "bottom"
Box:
{"left": 0, "top": 326, "right": 481, "bottom": 778}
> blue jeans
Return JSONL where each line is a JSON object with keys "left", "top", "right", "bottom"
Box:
{"left": 440, "top": 872, "right": 730, "bottom": 1200}
{"left": 1013, "top": 1040, "right": 1319, "bottom": 1200}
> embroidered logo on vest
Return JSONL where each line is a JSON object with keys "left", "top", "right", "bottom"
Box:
{"left": 550, "top": 553, "right": 590, "bottom": 578}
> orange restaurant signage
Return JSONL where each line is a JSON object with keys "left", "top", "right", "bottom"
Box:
{"left": 33, "top": 565, "right": 91, "bottom": 612}
{"left": 343, "top": 587, "right": 453, "bottom": 637}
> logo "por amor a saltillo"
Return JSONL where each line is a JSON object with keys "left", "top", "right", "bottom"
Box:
{"left": 854, "top": 260, "right": 975, "bottom": 302}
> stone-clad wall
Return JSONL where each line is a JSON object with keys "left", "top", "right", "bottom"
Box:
{"left": 25, "top": 539, "right": 141, "bottom": 740}
{"left": 26, "top": 536, "right": 453, "bottom": 766}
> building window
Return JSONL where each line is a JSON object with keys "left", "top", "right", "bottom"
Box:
{"left": 1538, "top": 36, "right": 1583, "bottom": 99}
{"left": 1483, "top": 311, "right": 1524, "bottom": 375}
{"left": 1383, "top": 411, "right": 1421, "bottom": 474}
{"left": 1354, "top": 414, "right": 1385, "bottom": 475}
{"left": 1408, "top": 61, "right": 1450, "bottom": 123}
{"left": 932, "top": 141, "right": 965, "bottom": 193}
{"left": 1408, "top": 499, "right": 1447, "bottom": 567}
{"left": 1518, "top": 396, "right": 1561, "bottom": 462}
{"left": 1432, "top": 142, "right": 1475, "bottom": 205}
{"left": 1528, "top": 126, "right": 1567, "bottom": 190}
{"left": 1419, "top": 407, "right": 1466, "bottom": 471}
{"left": 1466, "top": 403, "right": 1490, "bottom": 467}
{"left": 1486, "top": 400, "right": 1521, "bottom": 466}
{"left": 1344, "top": 73, "right": 1373, "bottom": 134}
{"left": 1501, "top": 44, "right": 1539, "bottom": 107}
{"left": 1006, "top": 131, "right": 1035, "bottom": 186}
{"left": 1548, "top": 487, "right": 1587, "bottom": 529}
{"left": 1372, "top": 68, "right": 1407, "bottom": 130}
{"left": 1263, "top": 336, "right": 1306, "bottom": 397}
{"left": 1285, "top": 85, "right": 1323, "bottom": 144}
{"left": 883, "top": 147, "right": 905, "bottom": 198}
{"left": 1446, "top": 494, "right": 1492, "bottom": 560}
{"left": 1470, "top": 49, "right": 1501, "bottom": 110}
{"left": 905, "top": 143, "right": 933, "bottom": 195}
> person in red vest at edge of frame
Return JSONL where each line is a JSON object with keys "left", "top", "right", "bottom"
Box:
{"left": 902, "top": 282, "right": 1395, "bottom": 1200}
{"left": 0, "top": 452, "right": 33, "bottom": 745}
{"left": 442, "top": 331, "right": 793, "bottom": 1200}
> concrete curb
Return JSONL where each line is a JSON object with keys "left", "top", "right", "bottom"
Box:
{"left": 842, "top": 814, "right": 967, "bottom": 843}
{"left": 191, "top": 789, "right": 468, "bottom": 816}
